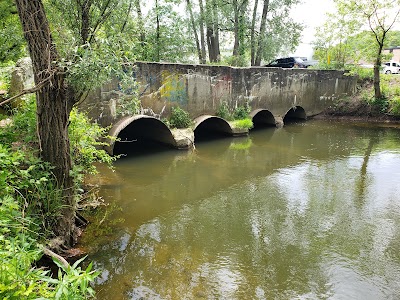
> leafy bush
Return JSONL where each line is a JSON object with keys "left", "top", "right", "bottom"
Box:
{"left": 68, "top": 108, "right": 116, "bottom": 183}
{"left": 0, "top": 144, "right": 62, "bottom": 231}
{"left": 0, "top": 94, "right": 37, "bottom": 145}
{"left": 216, "top": 102, "right": 232, "bottom": 120}
{"left": 347, "top": 66, "right": 374, "bottom": 82}
{"left": 0, "top": 65, "right": 13, "bottom": 92}
{"left": 233, "top": 104, "right": 250, "bottom": 120}
{"left": 232, "top": 118, "right": 253, "bottom": 129}
{"left": 169, "top": 106, "right": 192, "bottom": 128}
{"left": 222, "top": 55, "right": 248, "bottom": 67}
{"left": 388, "top": 96, "right": 400, "bottom": 116}
{"left": 216, "top": 102, "right": 251, "bottom": 121}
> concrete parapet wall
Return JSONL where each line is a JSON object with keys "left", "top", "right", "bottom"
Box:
{"left": 81, "top": 62, "right": 357, "bottom": 127}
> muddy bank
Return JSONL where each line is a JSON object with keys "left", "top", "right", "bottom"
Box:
{"left": 314, "top": 112, "right": 400, "bottom": 126}
{"left": 314, "top": 77, "right": 400, "bottom": 126}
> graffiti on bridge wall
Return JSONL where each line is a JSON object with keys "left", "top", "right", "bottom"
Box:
{"left": 160, "top": 70, "right": 188, "bottom": 104}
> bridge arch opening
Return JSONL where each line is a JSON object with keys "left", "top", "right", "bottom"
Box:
{"left": 108, "top": 115, "right": 176, "bottom": 156}
{"left": 283, "top": 106, "right": 307, "bottom": 124}
{"left": 250, "top": 109, "right": 276, "bottom": 129}
{"left": 194, "top": 115, "right": 232, "bottom": 141}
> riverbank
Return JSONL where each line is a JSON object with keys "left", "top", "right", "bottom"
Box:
{"left": 315, "top": 74, "right": 400, "bottom": 125}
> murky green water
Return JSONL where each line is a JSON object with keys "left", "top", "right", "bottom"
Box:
{"left": 84, "top": 120, "right": 400, "bottom": 300}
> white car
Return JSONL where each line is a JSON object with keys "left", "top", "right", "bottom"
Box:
{"left": 382, "top": 61, "right": 400, "bottom": 74}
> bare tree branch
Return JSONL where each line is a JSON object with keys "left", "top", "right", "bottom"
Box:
{"left": 0, "top": 76, "right": 52, "bottom": 107}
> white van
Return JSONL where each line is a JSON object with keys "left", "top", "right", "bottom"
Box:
{"left": 382, "top": 61, "right": 400, "bottom": 74}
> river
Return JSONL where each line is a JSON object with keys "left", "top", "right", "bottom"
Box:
{"left": 82, "top": 119, "right": 400, "bottom": 299}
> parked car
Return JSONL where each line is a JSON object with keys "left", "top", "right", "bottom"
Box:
{"left": 265, "top": 57, "right": 308, "bottom": 68}
{"left": 382, "top": 61, "right": 400, "bottom": 74}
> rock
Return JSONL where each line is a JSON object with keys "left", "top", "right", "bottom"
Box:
{"left": 9, "top": 57, "right": 34, "bottom": 108}
{"left": 171, "top": 128, "right": 195, "bottom": 149}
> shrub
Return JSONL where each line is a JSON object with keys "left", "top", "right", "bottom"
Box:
{"left": 388, "top": 96, "right": 400, "bottom": 116}
{"left": 0, "top": 94, "right": 37, "bottom": 145}
{"left": 68, "top": 108, "right": 117, "bottom": 183}
{"left": 347, "top": 66, "right": 374, "bottom": 82}
{"left": 169, "top": 106, "right": 192, "bottom": 128}
{"left": 233, "top": 104, "right": 250, "bottom": 120}
{"left": 216, "top": 102, "right": 251, "bottom": 121}
{"left": 216, "top": 102, "right": 232, "bottom": 120}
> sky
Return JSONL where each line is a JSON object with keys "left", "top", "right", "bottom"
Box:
{"left": 290, "top": 0, "right": 336, "bottom": 59}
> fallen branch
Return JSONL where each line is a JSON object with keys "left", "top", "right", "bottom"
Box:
{"left": 43, "top": 247, "right": 70, "bottom": 269}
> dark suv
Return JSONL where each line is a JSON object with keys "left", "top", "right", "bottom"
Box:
{"left": 265, "top": 57, "right": 307, "bottom": 68}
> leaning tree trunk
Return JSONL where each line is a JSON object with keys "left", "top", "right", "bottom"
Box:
{"left": 15, "top": 0, "right": 77, "bottom": 247}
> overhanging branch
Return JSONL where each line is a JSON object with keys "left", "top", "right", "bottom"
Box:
{"left": 0, "top": 76, "right": 51, "bottom": 107}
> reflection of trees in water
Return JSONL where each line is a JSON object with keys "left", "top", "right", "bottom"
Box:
{"left": 89, "top": 121, "right": 400, "bottom": 299}
{"left": 355, "top": 135, "right": 379, "bottom": 208}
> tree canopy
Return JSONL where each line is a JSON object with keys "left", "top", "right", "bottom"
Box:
{"left": 2, "top": 0, "right": 303, "bottom": 67}
{"left": 314, "top": 0, "right": 400, "bottom": 99}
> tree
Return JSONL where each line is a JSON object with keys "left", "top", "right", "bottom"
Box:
{"left": 13, "top": 0, "right": 138, "bottom": 247}
{"left": 186, "top": 0, "right": 205, "bottom": 63}
{"left": 313, "top": 4, "right": 362, "bottom": 69}
{"left": 315, "top": 0, "right": 400, "bottom": 99}
{"left": 345, "top": 0, "right": 400, "bottom": 99}
{"left": 14, "top": 0, "right": 76, "bottom": 245}
{"left": 250, "top": 0, "right": 301, "bottom": 66}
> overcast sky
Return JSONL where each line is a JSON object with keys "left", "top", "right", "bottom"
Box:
{"left": 290, "top": 0, "right": 335, "bottom": 58}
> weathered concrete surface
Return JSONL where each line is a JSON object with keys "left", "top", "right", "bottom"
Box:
{"left": 81, "top": 62, "right": 357, "bottom": 128}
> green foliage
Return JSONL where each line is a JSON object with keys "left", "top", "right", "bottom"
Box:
{"left": 223, "top": 55, "right": 248, "bottom": 67}
{"left": 43, "top": 0, "right": 138, "bottom": 96}
{"left": 347, "top": 66, "right": 374, "bottom": 82}
{"left": 45, "top": 256, "right": 99, "bottom": 299}
{"left": 68, "top": 108, "right": 117, "bottom": 183}
{"left": 388, "top": 96, "right": 400, "bottom": 116}
{"left": 0, "top": 65, "right": 13, "bottom": 91}
{"left": 233, "top": 104, "right": 251, "bottom": 120}
{"left": 0, "top": 94, "right": 107, "bottom": 300}
{"left": 0, "top": 196, "right": 98, "bottom": 300}
{"left": 216, "top": 102, "right": 232, "bottom": 120}
{"left": 0, "top": 94, "right": 37, "bottom": 145}
{"left": 358, "top": 75, "right": 400, "bottom": 116}
{"left": 0, "top": 143, "right": 62, "bottom": 231}
{"left": 232, "top": 118, "right": 254, "bottom": 130}
{"left": 216, "top": 102, "right": 251, "bottom": 121}
{"left": 313, "top": 0, "right": 399, "bottom": 68}
{"left": 169, "top": 106, "right": 192, "bottom": 128}
{"left": 0, "top": 0, "right": 26, "bottom": 63}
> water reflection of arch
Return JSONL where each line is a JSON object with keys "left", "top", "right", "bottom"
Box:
{"left": 194, "top": 115, "right": 233, "bottom": 141}
{"left": 106, "top": 115, "right": 176, "bottom": 156}
{"left": 250, "top": 109, "right": 276, "bottom": 129}
{"left": 283, "top": 106, "right": 307, "bottom": 124}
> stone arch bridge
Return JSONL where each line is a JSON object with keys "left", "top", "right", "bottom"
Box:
{"left": 80, "top": 62, "right": 356, "bottom": 155}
